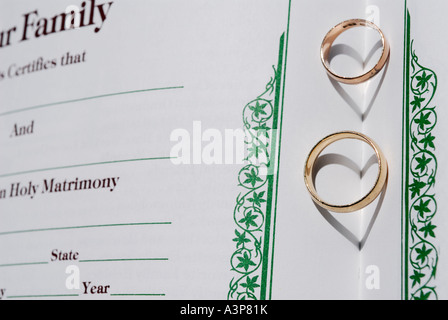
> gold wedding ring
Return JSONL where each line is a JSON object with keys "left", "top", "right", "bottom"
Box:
{"left": 320, "top": 19, "right": 390, "bottom": 84}
{"left": 304, "top": 131, "right": 388, "bottom": 213}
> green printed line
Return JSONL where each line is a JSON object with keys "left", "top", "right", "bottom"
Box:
{"left": 7, "top": 294, "right": 79, "bottom": 299}
{"left": 402, "top": 6, "right": 411, "bottom": 301}
{"left": 79, "top": 258, "right": 168, "bottom": 263}
{"left": 0, "top": 261, "right": 48, "bottom": 268}
{"left": 0, "top": 86, "right": 184, "bottom": 117}
{"left": 268, "top": 0, "right": 291, "bottom": 300}
{"left": 260, "top": 32, "right": 286, "bottom": 300}
{"left": 0, "top": 156, "right": 174, "bottom": 179}
{"left": 0, "top": 222, "right": 172, "bottom": 237}
{"left": 110, "top": 294, "right": 165, "bottom": 297}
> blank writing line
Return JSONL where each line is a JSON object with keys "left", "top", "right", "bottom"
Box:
{"left": 79, "top": 258, "right": 169, "bottom": 263}
{"left": 0, "top": 261, "right": 48, "bottom": 268}
{"left": 0, "top": 156, "right": 174, "bottom": 179}
{"left": 0, "top": 222, "right": 172, "bottom": 237}
{"left": 7, "top": 294, "right": 79, "bottom": 299}
{"left": 110, "top": 294, "right": 166, "bottom": 297}
{"left": 0, "top": 86, "right": 184, "bottom": 117}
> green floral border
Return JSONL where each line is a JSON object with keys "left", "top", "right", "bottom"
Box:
{"left": 402, "top": 9, "right": 439, "bottom": 300}
{"left": 227, "top": 33, "right": 286, "bottom": 300}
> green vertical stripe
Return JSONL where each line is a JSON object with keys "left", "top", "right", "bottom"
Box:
{"left": 259, "top": 32, "right": 285, "bottom": 300}
{"left": 402, "top": 6, "right": 411, "bottom": 300}
{"left": 268, "top": 0, "right": 291, "bottom": 300}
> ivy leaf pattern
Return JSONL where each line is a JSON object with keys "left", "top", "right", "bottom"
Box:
{"left": 414, "top": 154, "right": 431, "bottom": 173}
{"left": 249, "top": 101, "right": 267, "bottom": 119}
{"left": 414, "top": 199, "right": 431, "bottom": 218}
{"left": 410, "top": 270, "right": 425, "bottom": 288}
{"left": 247, "top": 191, "right": 266, "bottom": 208}
{"left": 252, "top": 123, "right": 271, "bottom": 138}
{"left": 230, "top": 56, "right": 284, "bottom": 300}
{"left": 236, "top": 252, "right": 257, "bottom": 272}
{"left": 404, "top": 39, "right": 438, "bottom": 300}
{"left": 414, "top": 112, "right": 431, "bottom": 131}
{"left": 419, "top": 222, "right": 436, "bottom": 239}
{"left": 233, "top": 230, "right": 251, "bottom": 248}
{"left": 238, "top": 210, "right": 259, "bottom": 229}
{"left": 415, "top": 244, "right": 432, "bottom": 264}
{"left": 247, "top": 145, "right": 262, "bottom": 160}
{"left": 419, "top": 133, "right": 435, "bottom": 149}
{"left": 414, "top": 290, "right": 432, "bottom": 301}
{"left": 410, "top": 96, "right": 425, "bottom": 112}
{"left": 409, "top": 179, "right": 426, "bottom": 199}
{"left": 415, "top": 71, "right": 432, "bottom": 90}
{"left": 240, "top": 276, "right": 261, "bottom": 293}
{"left": 243, "top": 168, "right": 263, "bottom": 187}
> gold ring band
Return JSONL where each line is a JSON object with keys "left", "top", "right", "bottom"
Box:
{"left": 304, "top": 131, "right": 388, "bottom": 213}
{"left": 320, "top": 19, "right": 390, "bottom": 84}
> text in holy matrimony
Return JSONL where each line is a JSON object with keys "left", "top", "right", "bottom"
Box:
{"left": 0, "top": 176, "right": 120, "bottom": 200}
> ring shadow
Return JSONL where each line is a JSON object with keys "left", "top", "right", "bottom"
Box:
{"left": 311, "top": 153, "right": 388, "bottom": 250}
{"left": 327, "top": 41, "right": 389, "bottom": 122}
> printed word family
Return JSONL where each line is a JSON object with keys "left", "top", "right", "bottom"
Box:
{"left": 0, "top": 0, "right": 113, "bottom": 49}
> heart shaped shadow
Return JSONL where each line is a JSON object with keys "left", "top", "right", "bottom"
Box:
{"left": 311, "top": 153, "right": 388, "bottom": 250}
{"left": 327, "top": 40, "right": 390, "bottom": 121}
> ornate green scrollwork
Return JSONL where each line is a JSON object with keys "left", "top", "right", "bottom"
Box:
{"left": 406, "top": 40, "right": 438, "bottom": 300}
{"left": 228, "top": 66, "right": 278, "bottom": 300}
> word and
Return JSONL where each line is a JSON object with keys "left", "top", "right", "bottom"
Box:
{"left": 10, "top": 120, "right": 34, "bottom": 138}
{"left": 0, "top": 0, "right": 113, "bottom": 49}
{"left": 0, "top": 176, "right": 120, "bottom": 200}
{"left": 51, "top": 249, "right": 79, "bottom": 262}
